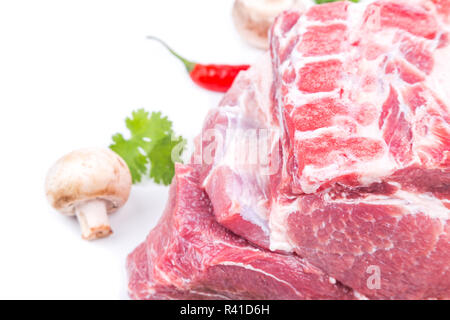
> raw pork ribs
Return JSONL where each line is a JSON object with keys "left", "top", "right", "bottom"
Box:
{"left": 128, "top": 0, "right": 450, "bottom": 300}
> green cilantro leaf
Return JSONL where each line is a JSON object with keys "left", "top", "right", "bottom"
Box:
{"left": 315, "top": 0, "right": 359, "bottom": 4}
{"left": 109, "top": 109, "right": 185, "bottom": 185}
{"left": 125, "top": 109, "right": 173, "bottom": 153}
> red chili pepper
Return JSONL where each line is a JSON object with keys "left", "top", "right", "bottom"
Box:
{"left": 148, "top": 36, "right": 250, "bottom": 93}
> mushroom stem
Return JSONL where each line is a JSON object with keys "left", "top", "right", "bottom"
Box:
{"left": 75, "top": 200, "right": 112, "bottom": 240}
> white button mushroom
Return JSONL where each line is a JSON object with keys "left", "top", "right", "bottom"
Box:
{"left": 45, "top": 148, "right": 132, "bottom": 240}
{"left": 232, "top": 0, "right": 304, "bottom": 49}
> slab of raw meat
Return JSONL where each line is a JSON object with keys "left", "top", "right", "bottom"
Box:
{"left": 127, "top": 164, "right": 353, "bottom": 300}
{"left": 199, "top": 0, "right": 450, "bottom": 299}
{"left": 267, "top": 0, "right": 449, "bottom": 299}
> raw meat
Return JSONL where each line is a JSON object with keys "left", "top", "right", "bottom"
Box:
{"left": 128, "top": 0, "right": 450, "bottom": 300}
{"left": 127, "top": 164, "right": 353, "bottom": 300}
{"left": 200, "top": 0, "right": 450, "bottom": 299}
{"left": 271, "top": 0, "right": 449, "bottom": 195}
{"left": 270, "top": 0, "right": 450, "bottom": 299}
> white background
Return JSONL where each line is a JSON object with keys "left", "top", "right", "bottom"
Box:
{"left": 0, "top": 0, "right": 264, "bottom": 299}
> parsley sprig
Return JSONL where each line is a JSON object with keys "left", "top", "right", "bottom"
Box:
{"left": 110, "top": 109, "right": 185, "bottom": 185}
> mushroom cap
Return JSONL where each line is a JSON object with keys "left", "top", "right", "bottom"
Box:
{"left": 232, "top": 0, "right": 304, "bottom": 49}
{"left": 45, "top": 148, "right": 132, "bottom": 215}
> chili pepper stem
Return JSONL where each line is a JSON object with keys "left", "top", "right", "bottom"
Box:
{"left": 147, "top": 36, "right": 250, "bottom": 93}
{"left": 147, "top": 36, "right": 196, "bottom": 73}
